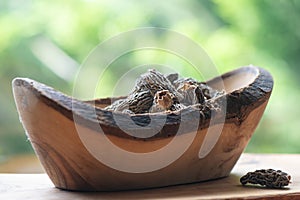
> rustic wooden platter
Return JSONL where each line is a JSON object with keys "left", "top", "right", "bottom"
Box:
{"left": 12, "top": 66, "right": 273, "bottom": 191}
{"left": 1, "top": 154, "right": 299, "bottom": 199}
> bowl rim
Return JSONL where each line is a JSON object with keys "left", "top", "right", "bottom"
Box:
{"left": 12, "top": 65, "right": 273, "bottom": 139}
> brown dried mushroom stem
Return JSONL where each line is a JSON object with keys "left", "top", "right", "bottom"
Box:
{"left": 150, "top": 90, "right": 175, "bottom": 112}
{"left": 155, "top": 90, "right": 174, "bottom": 109}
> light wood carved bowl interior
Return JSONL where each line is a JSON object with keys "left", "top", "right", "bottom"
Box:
{"left": 13, "top": 65, "right": 273, "bottom": 191}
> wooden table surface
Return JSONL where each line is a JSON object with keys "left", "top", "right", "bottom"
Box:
{"left": 0, "top": 154, "right": 300, "bottom": 200}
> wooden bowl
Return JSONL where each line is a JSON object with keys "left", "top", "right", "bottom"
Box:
{"left": 12, "top": 66, "right": 273, "bottom": 191}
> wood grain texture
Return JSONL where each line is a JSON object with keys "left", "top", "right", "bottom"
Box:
{"left": 1, "top": 154, "right": 300, "bottom": 200}
{"left": 12, "top": 66, "right": 274, "bottom": 191}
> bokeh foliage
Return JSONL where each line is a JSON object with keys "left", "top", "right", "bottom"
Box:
{"left": 1, "top": 0, "right": 300, "bottom": 155}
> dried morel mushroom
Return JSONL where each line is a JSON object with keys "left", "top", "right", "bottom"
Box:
{"left": 150, "top": 90, "right": 175, "bottom": 112}
{"left": 105, "top": 69, "right": 223, "bottom": 114}
{"left": 240, "top": 169, "right": 291, "bottom": 189}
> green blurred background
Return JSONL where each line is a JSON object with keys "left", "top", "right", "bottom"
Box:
{"left": 1, "top": 0, "right": 300, "bottom": 167}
